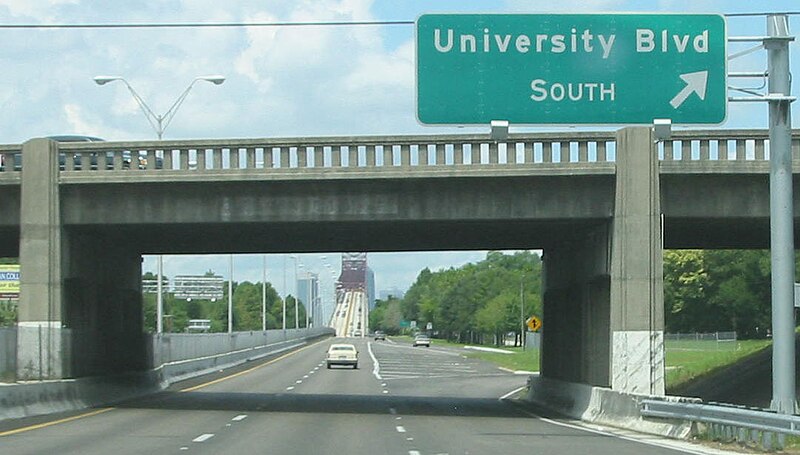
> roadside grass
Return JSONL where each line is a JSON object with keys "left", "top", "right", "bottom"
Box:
{"left": 461, "top": 346, "right": 540, "bottom": 372}
{"left": 665, "top": 339, "right": 772, "bottom": 389}
{"left": 387, "top": 336, "right": 771, "bottom": 389}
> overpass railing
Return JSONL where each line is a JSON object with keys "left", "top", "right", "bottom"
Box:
{"left": 0, "top": 130, "right": 798, "bottom": 174}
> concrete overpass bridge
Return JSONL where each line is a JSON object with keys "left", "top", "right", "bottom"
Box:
{"left": 1, "top": 127, "right": 798, "bottom": 396}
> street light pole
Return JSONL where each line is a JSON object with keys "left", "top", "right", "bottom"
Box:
{"left": 520, "top": 275, "right": 525, "bottom": 351}
{"left": 289, "top": 255, "right": 299, "bottom": 330}
{"left": 94, "top": 74, "right": 225, "bottom": 335}
{"left": 156, "top": 255, "right": 163, "bottom": 333}
{"left": 228, "top": 254, "right": 233, "bottom": 334}
{"left": 93, "top": 75, "right": 225, "bottom": 140}
{"left": 282, "top": 255, "right": 287, "bottom": 331}
{"left": 262, "top": 254, "right": 267, "bottom": 332}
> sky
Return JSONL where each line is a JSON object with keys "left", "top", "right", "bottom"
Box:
{"left": 1, "top": 0, "right": 798, "bottom": 311}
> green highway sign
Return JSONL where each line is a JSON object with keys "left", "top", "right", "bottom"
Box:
{"left": 416, "top": 14, "right": 727, "bottom": 125}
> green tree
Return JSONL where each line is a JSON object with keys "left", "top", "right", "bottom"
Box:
{"left": 396, "top": 250, "right": 543, "bottom": 345}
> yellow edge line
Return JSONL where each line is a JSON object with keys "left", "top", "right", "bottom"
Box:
{"left": 0, "top": 407, "right": 114, "bottom": 437}
{"left": 180, "top": 337, "right": 329, "bottom": 393}
{"left": 0, "top": 337, "right": 330, "bottom": 436}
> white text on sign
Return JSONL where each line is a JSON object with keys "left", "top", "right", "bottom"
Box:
{"left": 433, "top": 28, "right": 711, "bottom": 60}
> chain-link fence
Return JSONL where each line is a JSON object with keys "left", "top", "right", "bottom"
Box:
{"left": 0, "top": 327, "right": 16, "bottom": 381}
{"left": 665, "top": 331, "right": 738, "bottom": 351}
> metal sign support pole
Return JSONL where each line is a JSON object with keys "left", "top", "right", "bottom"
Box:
{"left": 766, "top": 14, "right": 796, "bottom": 414}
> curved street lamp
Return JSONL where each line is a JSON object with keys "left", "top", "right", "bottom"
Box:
{"left": 93, "top": 75, "right": 225, "bottom": 139}
{"left": 95, "top": 74, "right": 225, "bottom": 334}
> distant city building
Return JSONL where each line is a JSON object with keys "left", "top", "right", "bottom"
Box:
{"left": 338, "top": 252, "right": 375, "bottom": 308}
{"left": 296, "top": 271, "right": 320, "bottom": 327}
{"left": 172, "top": 275, "right": 224, "bottom": 300}
{"left": 366, "top": 266, "right": 375, "bottom": 310}
{"left": 379, "top": 287, "right": 405, "bottom": 301}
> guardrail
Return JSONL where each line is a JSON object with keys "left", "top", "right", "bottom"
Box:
{"left": 641, "top": 399, "right": 800, "bottom": 450}
{"left": 1, "top": 130, "right": 797, "bottom": 174}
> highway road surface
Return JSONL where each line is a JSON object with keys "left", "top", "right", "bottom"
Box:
{"left": 0, "top": 337, "right": 736, "bottom": 455}
{"left": 330, "top": 290, "right": 368, "bottom": 338}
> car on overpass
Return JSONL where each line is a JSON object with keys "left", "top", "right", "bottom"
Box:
{"left": 2, "top": 135, "right": 107, "bottom": 172}
{"left": 1, "top": 135, "right": 162, "bottom": 171}
{"left": 326, "top": 343, "right": 358, "bottom": 369}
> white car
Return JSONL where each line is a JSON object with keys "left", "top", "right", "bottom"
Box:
{"left": 413, "top": 334, "right": 431, "bottom": 347}
{"left": 326, "top": 343, "right": 358, "bottom": 369}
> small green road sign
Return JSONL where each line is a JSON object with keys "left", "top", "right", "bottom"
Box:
{"left": 416, "top": 13, "right": 726, "bottom": 125}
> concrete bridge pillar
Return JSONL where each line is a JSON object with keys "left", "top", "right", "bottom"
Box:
{"left": 609, "top": 127, "right": 665, "bottom": 396}
{"left": 17, "top": 139, "right": 65, "bottom": 379}
{"left": 62, "top": 231, "right": 146, "bottom": 377}
{"left": 540, "top": 127, "right": 664, "bottom": 396}
{"left": 16, "top": 139, "right": 147, "bottom": 380}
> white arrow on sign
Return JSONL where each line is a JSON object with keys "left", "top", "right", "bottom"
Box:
{"left": 670, "top": 71, "right": 708, "bottom": 109}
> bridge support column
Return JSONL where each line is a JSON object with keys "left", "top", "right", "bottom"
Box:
{"left": 62, "top": 232, "right": 145, "bottom": 377}
{"left": 17, "top": 139, "right": 66, "bottom": 380}
{"left": 610, "top": 127, "right": 665, "bottom": 396}
{"left": 541, "top": 225, "right": 611, "bottom": 387}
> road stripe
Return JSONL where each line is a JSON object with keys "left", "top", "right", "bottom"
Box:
{"left": 396, "top": 426, "right": 406, "bottom": 433}
{"left": 513, "top": 405, "right": 723, "bottom": 455}
{"left": 409, "top": 451, "right": 421, "bottom": 455}
{"left": 193, "top": 433, "right": 215, "bottom": 443}
{"left": 499, "top": 385, "right": 527, "bottom": 401}
{"left": 232, "top": 414, "right": 247, "bottom": 421}
{"left": 367, "top": 341, "right": 382, "bottom": 380}
{"left": 0, "top": 407, "right": 114, "bottom": 437}
{"left": 180, "top": 338, "right": 328, "bottom": 392}
{"left": 286, "top": 386, "right": 295, "bottom": 391}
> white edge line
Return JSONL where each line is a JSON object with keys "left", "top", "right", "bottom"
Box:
{"left": 499, "top": 385, "right": 527, "bottom": 401}
{"left": 514, "top": 406, "right": 728, "bottom": 455}
{"left": 367, "top": 341, "right": 382, "bottom": 380}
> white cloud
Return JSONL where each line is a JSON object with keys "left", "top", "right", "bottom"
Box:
{"left": 0, "top": 0, "right": 78, "bottom": 19}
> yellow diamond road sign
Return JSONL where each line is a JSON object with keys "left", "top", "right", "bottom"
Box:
{"left": 527, "top": 316, "right": 542, "bottom": 332}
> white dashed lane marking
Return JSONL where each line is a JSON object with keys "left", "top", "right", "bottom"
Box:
{"left": 232, "top": 414, "right": 247, "bottom": 422}
{"left": 396, "top": 426, "right": 406, "bottom": 433}
{"left": 193, "top": 434, "right": 215, "bottom": 443}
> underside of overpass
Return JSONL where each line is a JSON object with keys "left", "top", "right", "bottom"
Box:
{"left": 5, "top": 127, "right": 797, "bottom": 397}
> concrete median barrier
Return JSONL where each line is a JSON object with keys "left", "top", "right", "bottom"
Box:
{"left": 525, "top": 375, "right": 697, "bottom": 439}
